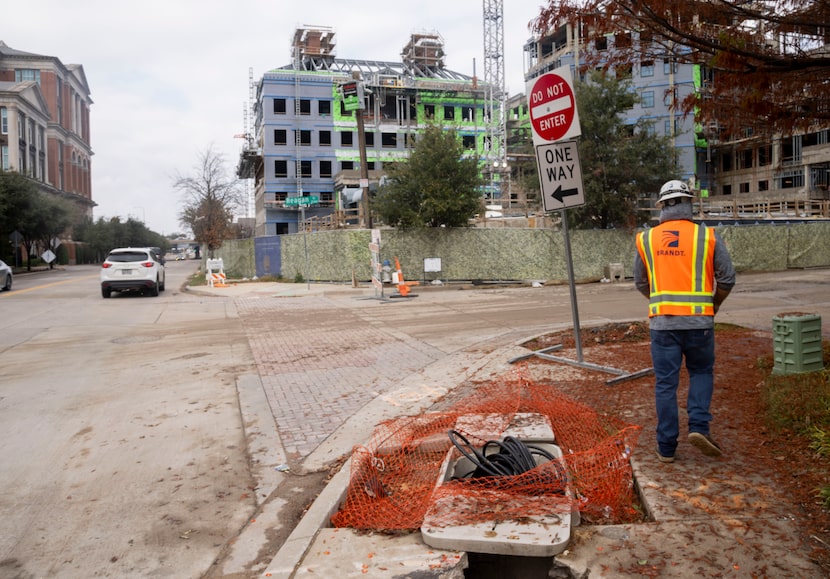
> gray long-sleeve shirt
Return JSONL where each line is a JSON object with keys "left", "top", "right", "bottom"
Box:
{"left": 633, "top": 218, "right": 736, "bottom": 330}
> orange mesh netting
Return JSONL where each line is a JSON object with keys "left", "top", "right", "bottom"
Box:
{"left": 330, "top": 366, "right": 642, "bottom": 531}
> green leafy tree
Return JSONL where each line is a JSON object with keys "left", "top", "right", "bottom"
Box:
{"left": 0, "top": 171, "right": 78, "bottom": 269}
{"left": 0, "top": 171, "right": 38, "bottom": 265}
{"left": 373, "top": 125, "right": 483, "bottom": 228}
{"left": 568, "top": 71, "right": 677, "bottom": 229}
{"left": 175, "top": 145, "right": 242, "bottom": 258}
{"left": 29, "top": 192, "right": 76, "bottom": 268}
{"left": 74, "top": 216, "right": 169, "bottom": 262}
{"left": 1, "top": 171, "right": 36, "bottom": 232}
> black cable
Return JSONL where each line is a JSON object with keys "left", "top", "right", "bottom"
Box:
{"left": 448, "top": 430, "right": 558, "bottom": 479}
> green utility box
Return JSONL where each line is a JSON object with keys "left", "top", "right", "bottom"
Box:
{"left": 772, "top": 313, "right": 824, "bottom": 375}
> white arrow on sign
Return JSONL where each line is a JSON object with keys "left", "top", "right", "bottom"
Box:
{"left": 535, "top": 140, "right": 585, "bottom": 212}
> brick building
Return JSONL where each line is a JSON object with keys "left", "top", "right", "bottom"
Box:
{"left": 0, "top": 40, "right": 95, "bottom": 220}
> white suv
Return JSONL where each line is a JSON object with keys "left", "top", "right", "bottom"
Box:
{"left": 100, "top": 247, "right": 166, "bottom": 298}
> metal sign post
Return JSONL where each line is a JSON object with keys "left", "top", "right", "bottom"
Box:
{"left": 512, "top": 67, "right": 652, "bottom": 384}
{"left": 560, "top": 209, "right": 584, "bottom": 363}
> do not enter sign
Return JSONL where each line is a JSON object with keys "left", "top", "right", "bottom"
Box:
{"left": 526, "top": 65, "right": 581, "bottom": 145}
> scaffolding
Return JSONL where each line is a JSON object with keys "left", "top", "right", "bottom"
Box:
{"left": 291, "top": 25, "right": 337, "bottom": 69}
{"left": 401, "top": 32, "right": 446, "bottom": 72}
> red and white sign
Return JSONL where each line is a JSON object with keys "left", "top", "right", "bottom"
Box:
{"left": 526, "top": 66, "right": 581, "bottom": 146}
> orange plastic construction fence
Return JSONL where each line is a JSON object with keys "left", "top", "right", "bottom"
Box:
{"left": 331, "top": 366, "right": 642, "bottom": 531}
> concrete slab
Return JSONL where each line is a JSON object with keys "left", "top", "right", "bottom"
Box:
{"left": 422, "top": 414, "right": 572, "bottom": 557}
{"left": 291, "top": 528, "right": 468, "bottom": 578}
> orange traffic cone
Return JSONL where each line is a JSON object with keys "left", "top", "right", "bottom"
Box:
{"left": 393, "top": 256, "right": 418, "bottom": 297}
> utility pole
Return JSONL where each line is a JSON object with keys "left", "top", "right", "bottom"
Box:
{"left": 351, "top": 71, "right": 371, "bottom": 228}
{"left": 342, "top": 72, "right": 371, "bottom": 227}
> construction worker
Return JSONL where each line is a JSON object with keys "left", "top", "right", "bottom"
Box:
{"left": 634, "top": 180, "right": 736, "bottom": 463}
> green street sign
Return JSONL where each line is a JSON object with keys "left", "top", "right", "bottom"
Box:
{"left": 285, "top": 195, "right": 320, "bottom": 207}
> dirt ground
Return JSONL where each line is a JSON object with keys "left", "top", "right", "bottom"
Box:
{"left": 522, "top": 322, "right": 830, "bottom": 572}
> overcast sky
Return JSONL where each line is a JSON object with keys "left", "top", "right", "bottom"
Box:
{"left": 4, "top": 0, "right": 547, "bottom": 236}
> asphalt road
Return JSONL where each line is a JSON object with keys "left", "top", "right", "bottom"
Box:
{"left": 0, "top": 261, "right": 257, "bottom": 578}
{"left": 1, "top": 264, "right": 828, "bottom": 578}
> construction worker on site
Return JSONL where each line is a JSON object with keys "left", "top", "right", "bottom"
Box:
{"left": 633, "top": 180, "right": 736, "bottom": 463}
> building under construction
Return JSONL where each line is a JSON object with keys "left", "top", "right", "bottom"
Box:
{"left": 238, "top": 26, "right": 501, "bottom": 236}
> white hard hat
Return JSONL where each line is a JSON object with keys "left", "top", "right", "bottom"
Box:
{"left": 657, "top": 180, "right": 693, "bottom": 205}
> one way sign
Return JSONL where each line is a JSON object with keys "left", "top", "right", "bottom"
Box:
{"left": 536, "top": 140, "right": 585, "bottom": 212}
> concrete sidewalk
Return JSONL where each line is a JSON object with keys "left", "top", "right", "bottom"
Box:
{"left": 188, "top": 271, "right": 830, "bottom": 578}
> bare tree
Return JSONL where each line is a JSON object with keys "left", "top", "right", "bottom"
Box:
{"left": 175, "top": 145, "right": 242, "bottom": 258}
{"left": 536, "top": 0, "right": 830, "bottom": 137}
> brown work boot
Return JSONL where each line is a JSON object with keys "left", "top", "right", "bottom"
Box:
{"left": 656, "top": 449, "right": 675, "bottom": 463}
{"left": 688, "top": 432, "right": 723, "bottom": 457}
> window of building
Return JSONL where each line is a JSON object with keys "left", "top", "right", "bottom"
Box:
{"left": 758, "top": 145, "right": 771, "bottom": 166}
{"left": 365, "top": 132, "right": 375, "bottom": 147}
{"left": 739, "top": 182, "right": 750, "bottom": 193}
{"left": 298, "top": 130, "right": 311, "bottom": 146}
{"left": 781, "top": 138, "right": 801, "bottom": 164}
{"left": 299, "top": 99, "right": 311, "bottom": 115}
{"left": 275, "top": 192, "right": 287, "bottom": 202}
{"left": 722, "top": 184, "right": 732, "bottom": 195}
{"left": 444, "top": 106, "right": 455, "bottom": 121}
{"left": 424, "top": 104, "right": 435, "bottom": 119}
{"left": 759, "top": 180, "right": 769, "bottom": 191}
{"left": 0, "top": 107, "right": 7, "bottom": 134}
{"left": 641, "top": 90, "right": 654, "bottom": 108}
{"left": 320, "top": 192, "right": 333, "bottom": 203}
{"left": 616, "top": 64, "right": 633, "bottom": 80}
{"left": 382, "top": 132, "right": 397, "bottom": 148}
{"left": 274, "top": 98, "right": 286, "bottom": 114}
{"left": 739, "top": 149, "right": 753, "bottom": 169}
{"left": 300, "top": 160, "right": 312, "bottom": 178}
{"left": 663, "top": 88, "right": 677, "bottom": 107}
{"left": 341, "top": 132, "right": 354, "bottom": 146}
{"left": 319, "top": 130, "right": 331, "bottom": 146}
{"left": 320, "top": 160, "right": 332, "bottom": 177}
{"left": 318, "top": 100, "right": 331, "bottom": 116}
{"left": 663, "top": 58, "right": 677, "bottom": 75}
{"left": 1, "top": 146, "right": 8, "bottom": 171}
{"left": 368, "top": 161, "right": 376, "bottom": 170}
{"left": 595, "top": 36, "right": 608, "bottom": 51}
{"left": 341, "top": 161, "right": 354, "bottom": 171}
{"left": 274, "top": 160, "right": 288, "bottom": 177}
{"left": 664, "top": 120, "right": 672, "bottom": 136}
{"left": 721, "top": 152, "right": 732, "bottom": 172}
{"left": 15, "top": 69, "right": 40, "bottom": 84}
{"left": 274, "top": 129, "right": 287, "bottom": 145}
{"left": 640, "top": 60, "right": 654, "bottom": 77}
{"left": 462, "top": 106, "right": 474, "bottom": 122}
{"left": 778, "top": 170, "right": 804, "bottom": 189}
{"left": 615, "top": 32, "right": 631, "bottom": 48}
{"left": 462, "top": 135, "right": 476, "bottom": 149}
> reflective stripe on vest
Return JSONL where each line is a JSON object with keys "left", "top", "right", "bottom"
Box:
{"left": 636, "top": 221, "right": 716, "bottom": 317}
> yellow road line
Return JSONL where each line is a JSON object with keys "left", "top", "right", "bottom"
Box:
{"left": 6, "top": 274, "right": 99, "bottom": 295}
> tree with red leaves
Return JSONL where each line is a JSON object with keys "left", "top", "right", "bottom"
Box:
{"left": 534, "top": 0, "right": 830, "bottom": 138}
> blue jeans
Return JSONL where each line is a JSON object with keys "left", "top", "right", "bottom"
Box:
{"left": 650, "top": 329, "right": 715, "bottom": 456}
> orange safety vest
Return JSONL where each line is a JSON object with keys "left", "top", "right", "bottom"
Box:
{"left": 636, "top": 220, "right": 716, "bottom": 317}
